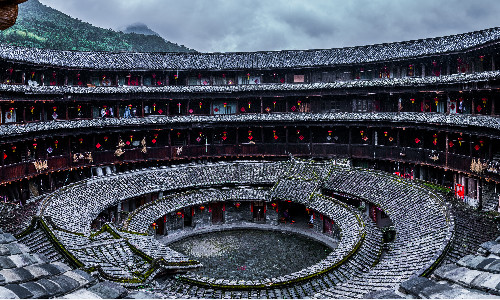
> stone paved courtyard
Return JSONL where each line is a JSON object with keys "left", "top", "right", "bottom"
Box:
{"left": 169, "top": 229, "right": 332, "bottom": 281}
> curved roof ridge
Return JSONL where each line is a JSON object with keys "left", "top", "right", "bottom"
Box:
{"left": 0, "top": 26, "right": 499, "bottom": 70}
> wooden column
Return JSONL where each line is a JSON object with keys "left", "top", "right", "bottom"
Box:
{"left": 445, "top": 133, "right": 449, "bottom": 169}
{"left": 285, "top": 126, "right": 289, "bottom": 153}
{"left": 489, "top": 139, "right": 493, "bottom": 160}
{"left": 446, "top": 94, "right": 450, "bottom": 115}
{"left": 309, "top": 126, "right": 313, "bottom": 156}
{"left": 471, "top": 98, "right": 475, "bottom": 115}
{"left": 260, "top": 97, "right": 263, "bottom": 114}
{"left": 41, "top": 104, "right": 46, "bottom": 121}
{"left": 68, "top": 137, "right": 72, "bottom": 166}
{"left": 396, "top": 129, "right": 401, "bottom": 148}
{"left": 348, "top": 127, "right": 352, "bottom": 157}
{"left": 116, "top": 103, "right": 120, "bottom": 119}
{"left": 141, "top": 100, "right": 145, "bottom": 118}
{"left": 469, "top": 134, "right": 473, "bottom": 157}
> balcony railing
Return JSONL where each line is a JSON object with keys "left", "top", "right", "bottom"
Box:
{"left": 0, "top": 143, "right": 494, "bottom": 184}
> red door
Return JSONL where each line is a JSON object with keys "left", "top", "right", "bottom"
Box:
{"left": 211, "top": 202, "right": 224, "bottom": 224}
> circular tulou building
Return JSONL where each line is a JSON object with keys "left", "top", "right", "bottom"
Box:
{"left": 0, "top": 27, "right": 498, "bottom": 299}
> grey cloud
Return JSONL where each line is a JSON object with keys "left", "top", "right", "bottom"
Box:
{"left": 38, "top": 0, "right": 500, "bottom": 52}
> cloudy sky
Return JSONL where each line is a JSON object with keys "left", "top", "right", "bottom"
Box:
{"left": 38, "top": 0, "right": 500, "bottom": 53}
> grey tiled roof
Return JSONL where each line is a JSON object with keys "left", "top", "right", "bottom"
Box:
{"left": 0, "top": 27, "right": 499, "bottom": 70}
{"left": 0, "top": 112, "right": 498, "bottom": 140}
{"left": 0, "top": 227, "right": 132, "bottom": 299}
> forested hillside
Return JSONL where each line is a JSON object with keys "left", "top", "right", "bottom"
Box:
{"left": 0, "top": 0, "right": 195, "bottom": 52}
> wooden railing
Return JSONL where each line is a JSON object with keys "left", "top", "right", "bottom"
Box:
{"left": 0, "top": 143, "right": 493, "bottom": 183}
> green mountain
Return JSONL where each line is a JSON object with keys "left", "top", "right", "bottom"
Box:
{"left": 122, "top": 23, "right": 160, "bottom": 37}
{"left": 0, "top": 0, "right": 195, "bottom": 52}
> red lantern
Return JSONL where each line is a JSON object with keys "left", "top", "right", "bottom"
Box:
{"left": 53, "top": 106, "right": 57, "bottom": 112}
{"left": 130, "top": 135, "right": 133, "bottom": 142}
{"left": 360, "top": 130, "right": 364, "bottom": 136}
{"left": 248, "top": 101, "right": 251, "bottom": 109}
{"left": 410, "top": 98, "right": 415, "bottom": 104}
{"left": 104, "top": 136, "right": 108, "bottom": 142}
{"left": 32, "top": 143, "right": 37, "bottom": 149}
{"left": 78, "top": 138, "right": 83, "bottom": 144}
{"left": 30, "top": 106, "right": 35, "bottom": 114}
{"left": 54, "top": 140, "right": 59, "bottom": 148}
{"left": 199, "top": 102, "right": 203, "bottom": 109}
{"left": 297, "top": 100, "right": 301, "bottom": 106}
{"left": 11, "top": 145, "right": 16, "bottom": 152}
{"left": 200, "top": 205, "right": 205, "bottom": 211}
{"left": 383, "top": 131, "right": 388, "bottom": 137}
{"left": 235, "top": 202, "right": 241, "bottom": 208}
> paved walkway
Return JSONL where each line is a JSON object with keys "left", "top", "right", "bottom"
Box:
{"left": 157, "top": 220, "right": 338, "bottom": 250}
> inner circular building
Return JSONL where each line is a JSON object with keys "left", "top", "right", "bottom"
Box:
{"left": 0, "top": 26, "right": 499, "bottom": 299}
